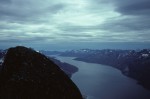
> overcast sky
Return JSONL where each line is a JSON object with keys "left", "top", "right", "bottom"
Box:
{"left": 0, "top": 0, "right": 150, "bottom": 50}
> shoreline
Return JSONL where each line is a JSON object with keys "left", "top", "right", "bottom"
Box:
{"left": 73, "top": 57, "right": 150, "bottom": 91}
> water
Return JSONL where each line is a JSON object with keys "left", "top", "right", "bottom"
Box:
{"left": 53, "top": 56, "right": 150, "bottom": 99}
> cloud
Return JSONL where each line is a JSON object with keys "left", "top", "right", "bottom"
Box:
{"left": 91, "top": 0, "right": 150, "bottom": 42}
{"left": 0, "top": 0, "right": 11, "bottom": 4}
{"left": 0, "top": 0, "right": 150, "bottom": 48}
{"left": 113, "top": 0, "right": 150, "bottom": 15}
{"left": 99, "top": 16, "right": 150, "bottom": 31}
{"left": 0, "top": 0, "right": 66, "bottom": 24}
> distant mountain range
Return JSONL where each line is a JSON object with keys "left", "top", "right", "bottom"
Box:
{"left": 41, "top": 49, "right": 150, "bottom": 90}
{"left": 0, "top": 46, "right": 83, "bottom": 99}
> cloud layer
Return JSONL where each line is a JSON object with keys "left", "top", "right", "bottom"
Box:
{"left": 0, "top": 0, "right": 150, "bottom": 48}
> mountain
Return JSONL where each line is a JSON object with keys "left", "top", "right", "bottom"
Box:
{"left": 0, "top": 49, "right": 78, "bottom": 78}
{"left": 0, "top": 46, "right": 83, "bottom": 99}
{"left": 128, "top": 49, "right": 150, "bottom": 89}
{"left": 39, "top": 50, "right": 79, "bottom": 77}
{"left": 40, "top": 50, "right": 62, "bottom": 55}
{"left": 0, "top": 50, "right": 6, "bottom": 69}
{"left": 48, "top": 57, "right": 78, "bottom": 77}
{"left": 59, "top": 49, "right": 150, "bottom": 90}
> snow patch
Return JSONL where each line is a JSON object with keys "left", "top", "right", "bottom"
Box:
{"left": 0, "top": 50, "right": 7, "bottom": 65}
{"left": 0, "top": 59, "right": 3, "bottom": 63}
{"left": 0, "top": 58, "right": 4, "bottom": 65}
{"left": 142, "top": 54, "right": 149, "bottom": 57}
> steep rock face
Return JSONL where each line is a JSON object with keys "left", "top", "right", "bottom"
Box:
{"left": 0, "top": 46, "right": 82, "bottom": 99}
{"left": 128, "top": 55, "right": 150, "bottom": 89}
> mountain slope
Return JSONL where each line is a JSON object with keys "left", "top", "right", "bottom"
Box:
{"left": 60, "top": 49, "right": 150, "bottom": 90}
{"left": 0, "top": 46, "right": 83, "bottom": 99}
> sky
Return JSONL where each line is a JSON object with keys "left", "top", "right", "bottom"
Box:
{"left": 0, "top": 0, "right": 150, "bottom": 50}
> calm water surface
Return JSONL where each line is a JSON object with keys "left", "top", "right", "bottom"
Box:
{"left": 53, "top": 56, "right": 150, "bottom": 99}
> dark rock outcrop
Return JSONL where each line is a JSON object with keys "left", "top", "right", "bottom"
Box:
{"left": 0, "top": 46, "right": 83, "bottom": 99}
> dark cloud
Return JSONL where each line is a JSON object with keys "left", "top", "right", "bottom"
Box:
{"left": 0, "top": 0, "right": 65, "bottom": 24}
{"left": 0, "top": 36, "right": 55, "bottom": 43}
{"left": 93, "top": 0, "right": 150, "bottom": 39}
{"left": 47, "top": 4, "right": 65, "bottom": 13}
{"left": 0, "top": 0, "right": 11, "bottom": 4}
{"left": 0, "top": 0, "right": 150, "bottom": 47}
{"left": 115, "top": 0, "right": 150, "bottom": 15}
{"left": 99, "top": 16, "right": 150, "bottom": 32}
{"left": 95, "top": 0, "right": 150, "bottom": 15}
